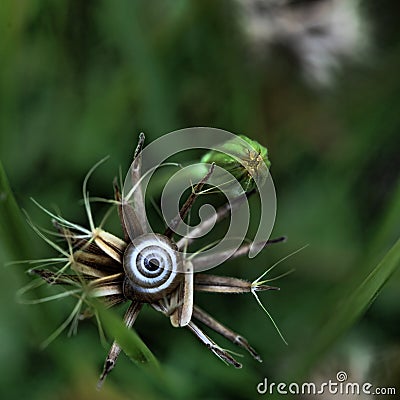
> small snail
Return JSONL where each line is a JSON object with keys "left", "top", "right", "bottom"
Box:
{"left": 123, "top": 233, "right": 183, "bottom": 302}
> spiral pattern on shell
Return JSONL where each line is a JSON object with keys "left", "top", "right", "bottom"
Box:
{"left": 123, "top": 233, "right": 183, "bottom": 302}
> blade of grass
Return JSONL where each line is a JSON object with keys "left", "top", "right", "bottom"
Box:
{"left": 0, "top": 159, "right": 31, "bottom": 262}
{"left": 94, "top": 301, "right": 178, "bottom": 395}
{"left": 369, "top": 179, "right": 400, "bottom": 264}
{"left": 95, "top": 301, "right": 160, "bottom": 373}
{"left": 294, "top": 237, "right": 400, "bottom": 377}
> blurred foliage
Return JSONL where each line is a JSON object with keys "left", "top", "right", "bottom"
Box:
{"left": 1, "top": 0, "right": 400, "bottom": 399}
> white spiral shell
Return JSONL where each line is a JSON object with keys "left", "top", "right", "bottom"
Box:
{"left": 123, "top": 233, "right": 183, "bottom": 302}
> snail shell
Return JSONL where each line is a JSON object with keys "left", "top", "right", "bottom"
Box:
{"left": 123, "top": 233, "right": 184, "bottom": 302}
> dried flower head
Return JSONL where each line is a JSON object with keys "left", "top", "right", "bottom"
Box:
{"left": 21, "top": 133, "right": 287, "bottom": 388}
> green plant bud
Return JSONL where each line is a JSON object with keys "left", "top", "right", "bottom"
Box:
{"left": 201, "top": 135, "right": 271, "bottom": 192}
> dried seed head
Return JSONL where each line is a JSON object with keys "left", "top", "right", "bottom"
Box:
{"left": 21, "top": 132, "right": 289, "bottom": 387}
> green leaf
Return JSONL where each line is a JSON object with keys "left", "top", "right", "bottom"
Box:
{"left": 369, "top": 179, "right": 400, "bottom": 263}
{"left": 96, "top": 302, "right": 160, "bottom": 372}
{"left": 0, "top": 160, "right": 31, "bottom": 262}
{"left": 295, "top": 237, "right": 400, "bottom": 376}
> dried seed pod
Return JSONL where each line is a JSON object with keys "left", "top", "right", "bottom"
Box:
{"left": 201, "top": 134, "right": 270, "bottom": 193}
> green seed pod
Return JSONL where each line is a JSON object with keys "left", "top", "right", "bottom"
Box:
{"left": 201, "top": 135, "right": 271, "bottom": 193}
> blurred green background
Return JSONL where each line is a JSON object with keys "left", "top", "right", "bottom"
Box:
{"left": 1, "top": 1, "right": 399, "bottom": 399}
